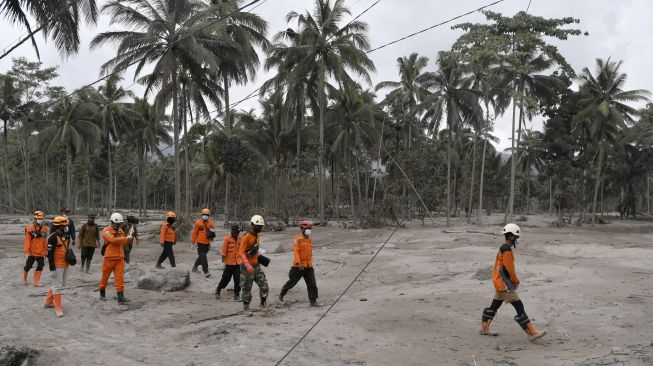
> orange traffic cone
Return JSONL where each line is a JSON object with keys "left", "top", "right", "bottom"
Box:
{"left": 34, "top": 271, "right": 43, "bottom": 287}
{"left": 44, "top": 288, "right": 54, "bottom": 308}
{"left": 53, "top": 294, "right": 63, "bottom": 317}
{"left": 22, "top": 270, "right": 28, "bottom": 285}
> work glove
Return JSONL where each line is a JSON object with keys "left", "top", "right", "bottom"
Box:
{"left": 245, "top": 263, "right": 254, "bottom": 275}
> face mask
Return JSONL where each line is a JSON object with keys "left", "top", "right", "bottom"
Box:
{"left": 202, "top": 215, "right": 209, "bottom": 221}
{"left": 111, "top": 222, "right": 120, "bottom": 229}
{"left": 304, "top": 229, "right": 312, "bottom": 236}
{"left": 514, "top": 238, "right": 519, "bottom": 247}
{"left": 167, "top": 218, "right": 176, "bottom": 224}
{"left": 252, "top": 225, "right": 262, "bottom": 233}
{"left": 35, "top": 219, "right": 43, "bottom": 225}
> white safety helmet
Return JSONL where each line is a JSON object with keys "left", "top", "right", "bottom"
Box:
{"left": 250, "top": 215, "right": 265, "bottom": 226}
{"left": 502, "top": 223, "right": 521, "bottom": 237}
{"left": 110, "top": 213, "right": 124, "bottom": 224}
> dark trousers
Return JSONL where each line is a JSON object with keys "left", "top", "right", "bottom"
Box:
{"left": 24, "top": 256, "right": 44, "bottom": 272}
{"left": 124, "top": 244, "right": 133, "bottom": 264}
{"left": 157, "top": 242, "right": 176, "bottom": 267}
{"left": 80, "top": 246, "right": 96, "bottom": 267}
{"left": 217, "top": 264, "right": 241, "bottom": 295}
{"left": 281, "top": 267, "right": 318, "bottom": 301}
{"left": 193, "top": 244, "right": 210, "bottom": 273}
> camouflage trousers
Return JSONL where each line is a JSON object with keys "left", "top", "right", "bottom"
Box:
{"left": 240, "top": 264, "right": 269, "bottom": 305}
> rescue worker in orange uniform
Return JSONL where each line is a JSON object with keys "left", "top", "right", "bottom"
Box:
{"left": 99, "top": 213, "right": 134, "bottom": 304}
{"left": 479, "top": 223, "right": 547, "bottom": 341}
{"left": 45, "top": 216, "right": 72, "bottom": 317}
{"left": 239, "top": 215, "right": 269, "bottom": 313}
{"left": 215, "top": 224, "right": 242, "bottom": 301}
{"left": 191, "top": 208, "right": 216, "bottom": 277}
{"left": 156, "top": 212, "right": 177, "bottom": 269}
{"left": 279, "top": 220, "right": 318, "bottom": 306}
{"left": 22, "top": 210, "right": 48, "bottom": 286}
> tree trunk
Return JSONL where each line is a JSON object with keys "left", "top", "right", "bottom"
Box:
{"left": 467, "top": 132, "right": 478, "bottom": 223}
{"left": 549, "top": 178, "right": 553, "bottom": 216}
{"left": 1, "top": 138, "right": 14, "bottom": 212}
{"left": 446, "top": 133, "right": 452, "bottom": 227}
{"left": 318, "top": 61, "right": 326, "bottom": 222}
{"left": 591, "top": 145, "right": 604, "bottom": 226}
{"left": 87, "top": 151, "right": 92, "bottom": 210}
{"left": 107, "top": 135, "right": 113, "bottom": 210}
{"left": 372, "top": 117, "right": 384, "bottom": 203}
{"left": 355, "top": 149, "right": 363, "bottom": 219}
{"left": 647, "top": 175, "right": 650, "bottom": 216}
{"left": 508, "top": 96, "right": 518, "bottom": 223}
{"left": 183, "top": 96, "right": 191, "bottom": 215}
{"left": 66, "top": 145, "right": 73, "bottom": 210}
{"left": 172, "top": 71, "right": 181, "bottom": 213}
{"left": 348, "top": 170, "right": 356, "bottom": 222}
{"left": 477, "top": 135, "right": 488, "bottom": 225}
{"left": 223, "top": 73, "right": 231, "bottom": 221}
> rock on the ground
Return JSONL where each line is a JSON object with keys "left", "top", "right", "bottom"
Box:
{"left": 261, "top": 241, "right": 287, "bottom": 254}
{"left": 0, "top": 345, "right": 39, "bottom": 366}
{"left": 472, "top": 265, "right": 494, "bottom": 281}
{"left": 350, "top": 246, "right": 376, "bottom": 255}
{"left": 136, "top": 268, "right": 190, "bottom": 292}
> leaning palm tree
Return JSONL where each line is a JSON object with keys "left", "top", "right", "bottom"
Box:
{"left": 0, "top": 0, "right": 97, "bottom": 58}
{"left": 266, "top": 0, "right": 376, "bottom": 222}
{"left": 422, "top": 51, "right": 480, "bottom": 226}
{"left": 375, "top": 53, "right": 431, "bottom": 150}
{"left": 92, "top": 0, "right": 232, "bottom": 213}
{"left": 575, "top": 58, "right": 650, "bottom": 225}
{"left": 38, "top": 88, "right": 102, "bottom": 209}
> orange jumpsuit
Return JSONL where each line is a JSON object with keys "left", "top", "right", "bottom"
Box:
{"left": 222, "top": 234, "right": 242, "bottom": 265}
{"left": 493, "top": 243, "right": 520, "bottom": 292}
{"left": 99, "top": 226, "right": 132, "bottom": 292}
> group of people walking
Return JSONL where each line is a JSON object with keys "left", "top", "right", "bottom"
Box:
{"left": 21, "top": 208, "right": 320, "bottom": 317}
{"left": 21, "top": 207, "right": 545, "bottom": 341}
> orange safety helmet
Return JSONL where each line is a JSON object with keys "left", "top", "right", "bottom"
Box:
{"left": 166, "top": 212, "right": 176, "bottom": 219}
{"left": 33, "top": 210, "right": 45, "bottom": 219}
{"left": 52, "top": 216, "right": 69, "bottom": 226}
{"left": 300, "top": 220, "right": 313, "bottom": 230}
{"left": 201, "top": 208, "right": 210, "bottom": 215}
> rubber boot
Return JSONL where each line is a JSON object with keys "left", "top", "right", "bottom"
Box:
{"left": 215, "top": 288, "right": 221, "bottom": 300}
{"left": 155, "top": 263, "right": 164, "bottom": 269}
{"left": 192, "top": 267, "right": 199, "bottom": 273}
{"left": 34, "top": 271, "right": 43, "bottom": 287}
{"left": 117, "top": 291, "right": 129, "bottom": 304}
{"left": 480, "top": 308, "right": 498, "bottom": 336}
{"left": 241, "top": 303, "right": 252, "bottom": 316}
{"left": 310, "top": 300, "right": 318, "bottom": 307}
{"left": 44, "top": 288, "right": 54, "bottom": 308}
{"left": 85, "top": 260, "right": 91, "bottom": 274}
{"left": 53, "top": 294, "right": 63, "bottom": 317}
{"left": 278, "top": 286, "right": 287, "bottom": 302}
{"left": 526, "top": 323, "right": 547, "bottom": 341}
{"left": 99, "top": 288, "right": 106, "bottom": 301}
{"left": 80, "top": 259, "right": 86, "bottom": 272}
{"left": 234, "top": 293, "right": 241, "bottom": 302}
{"left": 22, "top": 270, "right": 28, "bottom": 285}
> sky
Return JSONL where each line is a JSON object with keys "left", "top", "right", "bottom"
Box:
{"left": 1, "top": 0, "right": 652, "bottom": 150}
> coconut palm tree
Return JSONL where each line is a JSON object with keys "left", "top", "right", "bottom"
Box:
{"left": 375, "top": 53, "right": 430, "bottom": 150}
{"left": 93, "top": 74, "right": 134, "bottom": 210}
{"left": 129, "top": 97, "right": 171, "bottom": 216}
{"left": 38, "top": 88, "right": 102, "bottom": 209}
{"left": 422, "top": 51, "right": 480, "bottom": 226}
{"left": 575, "top": 58, "right": 650, "bottom": 225}
{"left": 0, "top": 0, "right": 97, "bottom": 58}
{"left": 91, "top": 0, "right": 231, "bottom": 213}
{"left": 267, "top": 0, "right": 376, "bottom": 222}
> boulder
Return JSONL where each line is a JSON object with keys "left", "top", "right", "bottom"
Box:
{"left": 0, "top": 345, "right": 39, "bottom": 366}
{"left": 136, "top": 268, "right": 190, "bottom": 292}
{"left": 261, "top": 241, "right": 287, "bottom": 254}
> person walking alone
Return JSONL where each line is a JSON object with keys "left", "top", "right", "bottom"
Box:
{"left": 156, "top": 212, "right": 177, "bottom": 269}
{"left": 279, "top": 220, "right": 318, "bottom": 306}
{"left": 215, "top": 224, "right": 242, "bottom": 301}
{"left": 78, "top": 214, "right": 100, "bottom": 274}
{"left": 191, "top": 208, "right": 216, "bottom": 277}
{"left": 22, "top": 210, "right": 48, "bottom": 286}
{"left": 479, "top": 223, "right": 547, "bottom": 341}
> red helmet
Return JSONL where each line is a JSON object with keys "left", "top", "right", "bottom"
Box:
{"left": 300, "top": 220, "right": 312, "bottom": 230}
